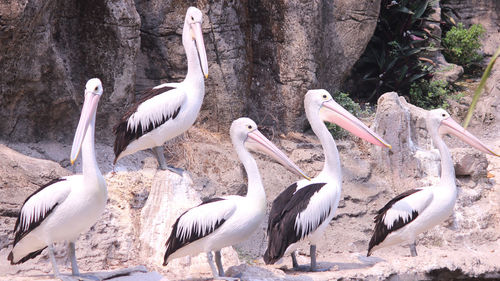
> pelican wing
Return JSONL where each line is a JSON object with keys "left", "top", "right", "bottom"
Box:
{"left": 264, "top": 182, "right": 329, "bottom": 264}
{"left": 163, "top": 197, "right": 237, "bottom": 265}
{"left": 267, "top": 182, "right": 298, "bottom": 236}
{"left": 368, "top": 188, "right": 433, "bottom": 255}
{"left": 113, "top": 84, "right": 186, "bottom": 161}
{"left": 8, "top": 177, "right": 71, "bottom": 264}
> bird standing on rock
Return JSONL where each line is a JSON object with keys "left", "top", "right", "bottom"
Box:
{"left": 8, "top": 79, "right": 107, "bottom": 280}
{"left": 264, "top": 90, "right": 392, "bottom": 271}
{"left": 367, "top": 108, "right": 499, "bottom": 257}
{"left": 163, "top": 117, "right": 310, "bottom": 280}
{"left": 113, "top": 7, "right": 208, "bottom": 174}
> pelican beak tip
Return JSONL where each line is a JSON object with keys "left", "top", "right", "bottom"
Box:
{"left": 205, "top": 73, "right": 208, "bottom": 79}
{"left": 70, "top": 159, "right": 75, "bottom": 166}
{"left": 386, "top": 143, "right": 392, "bottom": 149}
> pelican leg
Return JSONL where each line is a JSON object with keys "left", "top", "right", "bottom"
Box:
{"left": 48, "top": 244, "right": 61, "bottom": 278}
{"left": 410, "top": 243, "right": 418, "bottom": 257}
{"left": 206, "top": 252, "right": 239, "bottom": 281}
{"left": 152, "top": 146, "right": 168, "bottom": 170}
{"left": 207, "top": 252, "right": 219, "bottom": 278}
{"left": 291, "top": 249, "right": 313, "bottom": 272}
{"left": 152, "top": 146, "right": 184, "bottom": 175}
{"left": 291, "top": 251, "right": 299, "bottom": 269}
{"left": 215, "top": 250, "right": 225, "bottom": 277}
{"left": 311, "top": 244, "right": 331, "bottom": 272}
{"left": 310, "top": 244, "right": 317, "bottom": 270}
{"left": 68, "top": 242, "right": 80, "bottom": 276}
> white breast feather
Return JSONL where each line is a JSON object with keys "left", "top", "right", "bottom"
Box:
{"left": 383, "top": 189, "right": 433, "bottom": 229}
{"left": 153, "top": 82, "right": 180, "bottom": 89}
{"left": 17, "top": 178, "right": 72, "bottom": 232}
{"left": 127, "top": 87, "right": 186, "bottom": 133}
{"left": 294, "top": 186, "right": 338, "bottom": 239}
{"left": 176, "top": 199, "right": 237, "bottom": 241}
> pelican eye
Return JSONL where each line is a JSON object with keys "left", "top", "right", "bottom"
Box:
{"left": 247, "top": 125, "right": 252, "bottom": 130}
{"left": 191, "top": 16, "right": 194, "bottom": 21}
{"left": 322, "top": 94, "right": 327, "bottom": 99}
{"left": 95, "top": 86, "right": 99, "bottom": 91}
{"left": 442, "top": 113, "right": 446, "bottom": 117}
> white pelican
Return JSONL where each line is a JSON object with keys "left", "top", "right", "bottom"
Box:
{"left": 113, "top": 7, "right": 208, "bottom": 174}
{"left": 7, "top": 79, "right": 107, "bottom": 279}
{"left": 367, "top": 108, "right": 499, "bottom": 257}
{"left": 263, "top": 90, "right": 391, "bottom": 271}
{"left": 163, "top": 117, "right": 310, "bottom": 279}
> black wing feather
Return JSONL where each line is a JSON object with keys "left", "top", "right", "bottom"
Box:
{"left": 367, "top": 189, "right": 422, "bottom": 256}
{"left": 264, "top": 182, "right": 328, "bottom": 264}
{"left": 8, "top": 178, "right": 66, "bottom": 264}
{"left": 113, "top": 85, "right": 179, "bottom": 162}
{"left": 163, "top": 197, "right": 227, "bottom": 265}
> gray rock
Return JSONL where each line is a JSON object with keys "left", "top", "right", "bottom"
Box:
{"left": 0, "top": 0, "right": 381, "bottom": 142}
{"left": 226, "top": 264, "right": 314, "bottom": 281}
{"left": 452, "top": 147, "right": 488, "bottom": 179}
{"left": 422, "top": 0, "right": 463, "bottom": 84}
{"left": 371, "top": 92, "right": 438, "bottom": 193}
{"left": 444, "top": 0, "right": 500, "bottom": 56}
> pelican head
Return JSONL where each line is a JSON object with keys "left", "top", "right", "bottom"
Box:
{"left": 70, "top": 78, "right": 103, "bottom": 164}
{"left": 305, "top": 89, "right": 391, "bottom": 148}
{"left": 184, "top": 7, "right": 208, "bottom": 79}
{"left": 428, "top": 108, "right": 499, "bottom": 156}
{"left": 230, "top": 117, "right": 310, "bottom": 180}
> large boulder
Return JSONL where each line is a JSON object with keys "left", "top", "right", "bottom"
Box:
{"left": 0, "top": 0, "right": 141, "bottom": 143}
{"left": 0, "top": 0, "right": 381, "bottom": 142}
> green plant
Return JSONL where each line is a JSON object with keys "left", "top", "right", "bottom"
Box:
{"left": 409, "top": 79, "right": 450, "bottom": 109}
{"left": 351, "top": 0, "right": 435, "bottom": 102}
{"left": 442, "top": 23, "right": 485, "bottom": 69}
{"left": 327, "top": 92, "right": 362, "bottom": 138}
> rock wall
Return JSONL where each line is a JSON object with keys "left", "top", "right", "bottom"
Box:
{"left": 0, "top": 0, "right": 380, "bottom": 142}
{"left": 445, "top": 0, "right": 500, "bottom": 56}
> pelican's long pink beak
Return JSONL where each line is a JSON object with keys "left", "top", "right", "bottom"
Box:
{"left": 70, "top": 91, "right": 101, "bottom": 164}
{"left": 191, "top": 22, "right": 208, "bottom": 79}
{"left": 245, "top": 129, "right": 311, "bottom": 180}
{"left": 440, "top": 118, "right": 499, "bottom": 156}
{"left": 320, "top": 100, "right": 392, "bottom": 148}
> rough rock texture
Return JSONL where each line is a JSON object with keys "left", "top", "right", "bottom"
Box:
{"left": 423, "top": 0, "right": 464, "bottom": 83}
{"left": 2, "top": 113, "right": 499, "bottom": 280}
{"left": 0, "top": 0, "right": 141, "bottom": 143}
{"left": 445, "top": 0, "right": 500, "bottom": 56}
{"left": 0, "top": 0, "right": 381, "bottom": 143}
{"left": 0, "top": 144, "right": 70, "bottom": 253}
{"left": 370, "top": 92, "right": 437, "bottom": 192}
{"left": 476, "top": 60, "right": 500, "bottom": 124}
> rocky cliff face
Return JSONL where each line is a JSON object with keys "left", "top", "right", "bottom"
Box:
{"left": 445, "top": 0, "right": 500, "bottom": 56}
{"left": 0, "top": 0, "right": 380, "bottom": 142}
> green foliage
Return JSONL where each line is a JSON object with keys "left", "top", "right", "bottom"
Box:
{"left": 327, "top": 92, "right": 363, "bottom": 138}
{"left": 409, "top": 79, "right": 450, "bottom": 109}
{"left": 442, "top": 23, "right": 485, "bottom": 69}
{"left": 351, "top": 0, "right": 435, "bottom": 102}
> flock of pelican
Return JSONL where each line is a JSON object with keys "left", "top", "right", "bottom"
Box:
{"left": 6, "top": 6, "right": 499, "bottom": 281}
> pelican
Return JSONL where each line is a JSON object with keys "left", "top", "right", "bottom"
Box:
{"left": 163, "top": 117, "right": 310, "bottom": 279}
{"left": 113, "top": 7, "right": 208, "bottom": 174}
{"left": 263, "top": 90, "right": 391, "bottom": 271}
{"left": 7, "top": 79, "right": 107, "bottom": 279}
{"left": 367, "top": 108, "right": 499, "bottom": 257}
